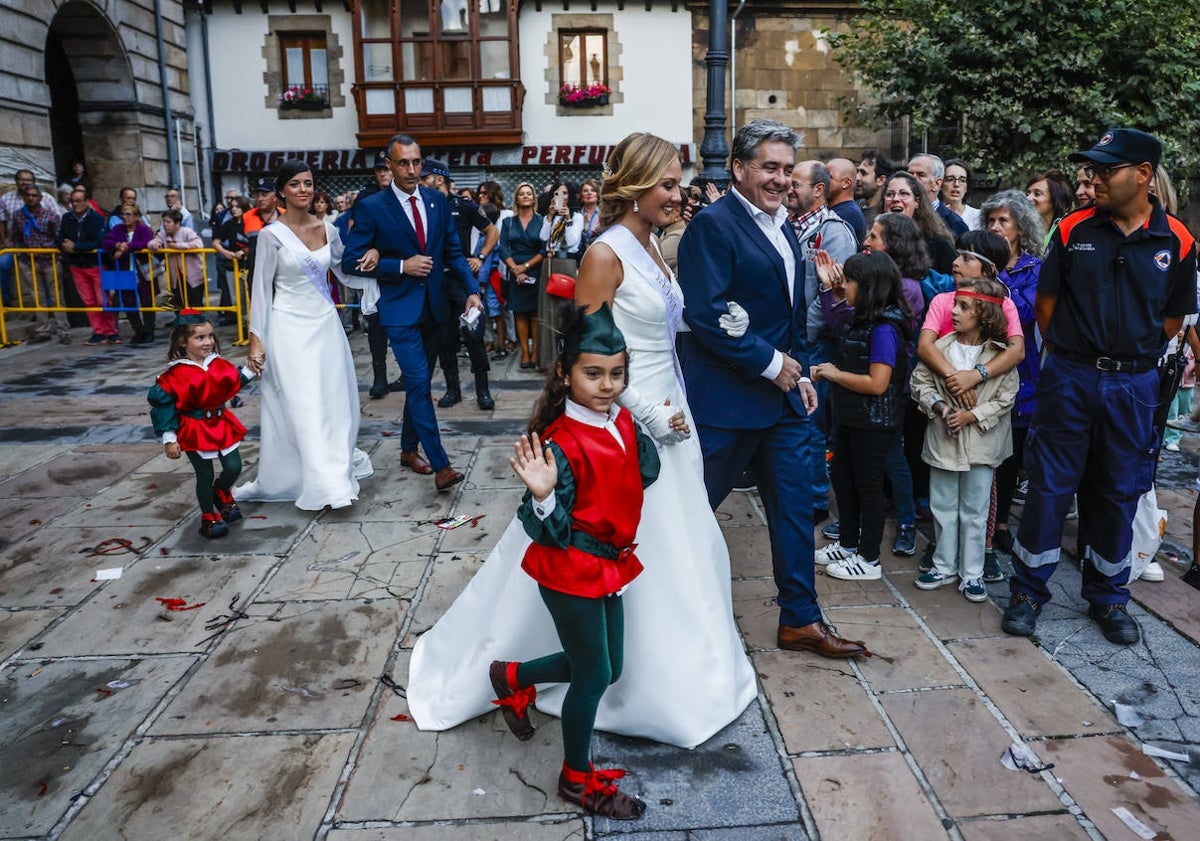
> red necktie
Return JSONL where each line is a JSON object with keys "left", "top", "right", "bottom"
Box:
{"left": 409, "top": 195, "right": 426, "bottom": 252}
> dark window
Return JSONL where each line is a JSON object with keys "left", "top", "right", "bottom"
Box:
{"left": 280, "top": 32, "right": 329, "bottom": 103}
{"left": 558, "top": 29, "right": 607, "bottom": 89}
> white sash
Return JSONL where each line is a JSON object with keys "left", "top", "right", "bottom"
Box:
{"left": 266, "top": 220, "right": 332, "bottom": 302}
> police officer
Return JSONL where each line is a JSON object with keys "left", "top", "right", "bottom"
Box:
{"left": 1005, "top": 128, "right": 1197, "bottom": 645}
{"left": 420, "top": 157, "right": 498, "bottom": 410}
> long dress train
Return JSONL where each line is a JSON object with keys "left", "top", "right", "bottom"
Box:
{"left": 407, "top": 223, "right": 755, "bottom": 749}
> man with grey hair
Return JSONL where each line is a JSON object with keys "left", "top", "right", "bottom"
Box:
{"left": 907, "top": 153, "right": 968, "bottom": 236}
{"left": 678, "top": 120, "right": 869, "bottom": 659}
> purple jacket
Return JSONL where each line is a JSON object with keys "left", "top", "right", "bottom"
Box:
{"left": 103, "top": 222, "right": 154, "bottom": 272}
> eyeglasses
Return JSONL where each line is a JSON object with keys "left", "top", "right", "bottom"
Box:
{"left": 884, "top": 190, "right": 915, "bottom": 200}
{"left": 1082, "top": 162, "right": 1137, "bottom": 181}
{"left": 944, "top": 175, "right": 968, "bottom": 184}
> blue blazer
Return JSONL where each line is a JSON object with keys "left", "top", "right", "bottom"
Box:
{"left": 677, "top": 193, "right": 811, "bottom": 429}
{"left": 341, "top": 185, "right": 476, "bottom": 327}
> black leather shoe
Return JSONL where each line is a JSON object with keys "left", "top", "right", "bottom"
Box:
{"left": 477, "top": 391, "right": 495, "bottom": 411}
{"left": 369, "top": 378, "right": 388, "bottom": 399}
{"left": 1001, "top": 592, "right": 1041, "bottom": 637}
{"left": 389, "top": 375, "right": 406, "bottom": 391}
{"left": 438, "top": 389, "right": 462, "bottom": 408}
{"left": 1087, "top": 603, "right": 1140, "bottom": 645}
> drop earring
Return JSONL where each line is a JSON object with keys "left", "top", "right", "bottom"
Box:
{"left": 633, "top": 199, "right": 639, "bottom": 214}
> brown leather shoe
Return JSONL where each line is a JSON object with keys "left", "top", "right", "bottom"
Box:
{"left": 434, "top": 465, "right": 464, "bottom": 491}
{"left": 400, "top": 450, "right": 433, "bottom": 475}
{"left": 489, "top": 660, "right": 536, "bottom": 741}
{"left": 558, "top": 764, "right": 645, "bottom": 820}
{"left": 778, "top": 621, "right": 869, "bottom": 659}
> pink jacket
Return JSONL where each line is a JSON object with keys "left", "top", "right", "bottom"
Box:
{"left": 148, "top": 226, "right": 205, "bottom": 288}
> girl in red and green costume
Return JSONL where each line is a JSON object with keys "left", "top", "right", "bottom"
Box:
{"left": 148, "top": 311, "right": 256, "bottom": 538}
{"left": 492, "top": 302, "right": 658, "bottom": 820}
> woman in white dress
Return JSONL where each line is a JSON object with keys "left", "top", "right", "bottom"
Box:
{"left": 237, "top": 160, "right": 373, "bottom": 510}
{"left": 407, "top": 134, "right": 756, "bottom": 749}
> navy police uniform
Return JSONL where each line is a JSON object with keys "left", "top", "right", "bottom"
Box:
{"left": 1012, "top": 185, "right": 1197, "bottom": 609}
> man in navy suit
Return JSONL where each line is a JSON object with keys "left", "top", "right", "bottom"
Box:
{"left": 343, "top": 133, "right": 483, "bottom": 491}
{"left": 677, "top": 120, "right": 868, "bottom": 658}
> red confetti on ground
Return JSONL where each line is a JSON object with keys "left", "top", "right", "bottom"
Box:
{"left": 390, "top": 714, "right": 410, "bottom": 721}
{"left": 91, "top": 538, "right": 133, "bottom": 556}
{"left": 96, "top": 687, "right": 112, "bottom": 698}
{"left": 469, "top": 515, "right": 486, "bottom": 528}
{"left": 147, "top": 484, "right": 158, "bottom": 490}
{"left": 160, "top": 548, "right": 169, "bottom": 556}
{"left": 250, "top": 515, "right": 267, "bottom": 519}
{"left": 29, "top": 519, "right": 41, "bottom": 526}
{"left": 155, "top": 597, "right": 205, "bottom": 611}
{"left": 381, "top": 431, "right": 393, "bottom": 437}
{"left": 49, "top": 588, "right": 63, "bottom": 595}
{"left": 36, "top": 781, "right": 48, "bottom": 797}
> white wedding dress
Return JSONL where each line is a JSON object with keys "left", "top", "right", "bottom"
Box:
{"left": 236, "top": 222, "right": 373, "bottom": 510}
{"left": 407, "top": 224, "right": 756, "bottom": 749}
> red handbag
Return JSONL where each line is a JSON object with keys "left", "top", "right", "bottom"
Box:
{"left": 546, "top": 272, "right": 576, "bottom": 299}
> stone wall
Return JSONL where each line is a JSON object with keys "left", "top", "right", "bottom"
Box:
{"left": 0, "top": 0, "right": 196, "bottom": 211}
{"left": 690, "top": 3, "right": 891, "bottom": 164}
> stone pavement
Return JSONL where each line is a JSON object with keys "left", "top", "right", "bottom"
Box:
{"left": 2, "top": 323, "right": 1199, "bottom": 840}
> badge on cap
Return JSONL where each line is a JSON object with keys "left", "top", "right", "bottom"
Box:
{"left": 1098, "top": 132, "right": 1114, "bottom": 147}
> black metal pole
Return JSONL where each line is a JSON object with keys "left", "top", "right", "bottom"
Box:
{"left": 697, "top": 0, "right": 730, "bottom": 190}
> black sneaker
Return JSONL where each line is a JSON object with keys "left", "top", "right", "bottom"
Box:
{"left": 983, "top": 549, "right": 1005, "bottom": 583}
{"left": 892, "top": 524, "right": 917, "bottom": 556}
{"left": 1001, "top": 593, "right": 1042, "bottom": 637}
{"left": 918, "top": 540, "right": 936, "bottom": 573}
{"left": 1087, "top": 603, "right": 1140, "bottom": 645}
{"left": 731, "top": 468, "right": 757, "bottom": 493}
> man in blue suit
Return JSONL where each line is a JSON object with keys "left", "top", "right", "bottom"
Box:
{"left": 677, "top": 120, "right": 868, "bottom": 658}
{"left": 343, "top": 133, "right": 483, "bottom": 491}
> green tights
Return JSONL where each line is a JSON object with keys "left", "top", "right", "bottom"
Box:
{"left": 516, "top": 585, "right": 624, "bottom": 774}
{"left": 186, "top": 450, "right": 243, "bottom": 514}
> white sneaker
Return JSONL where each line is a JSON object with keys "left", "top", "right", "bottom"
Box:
{"left": 1165, "top": 442, "right": 1181, "bottom": 453}
{"left": 826, "top": 555, "right": 882, "bottom": 581}
{"left": 1139, "top": 561, "right": 1165, "bottom": 583}
{"left": 816, "top": 541, "right": 858, "bottom": 566}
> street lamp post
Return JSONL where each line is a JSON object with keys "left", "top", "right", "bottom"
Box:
{"left": 696, "top": 0, "right": 730, "bottom": 192}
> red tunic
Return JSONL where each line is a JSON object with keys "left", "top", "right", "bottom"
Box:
{"left": 521, "top": 410, "right": 645, "bottom": 598}
{"left": 155, "top": 358, "right": 247, "bottom": 452}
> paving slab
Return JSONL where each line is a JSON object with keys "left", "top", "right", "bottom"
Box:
{"left": 33, "top": 553, "right": 269, "bottom": 657}
{"left": 0, "top": 525, "right": 172, "bottom": 609}
{"left": 1038, "top": 734, "right": 1200, "bottom": 841}
{"left": 403, "top": 550, "right": 486, "bottom": 645}
{"left": 880, "top": 688, "right": 1063, "bottom": 818}
{"left": 724, "top": 525, "right": 775, "bottom": 579}
{"left": 0, "top": 655, "right": 195, "bottom": 837}
{"left": 889, "top": 570, "right": 1007, "bottom": 641}
{"left": 257, "top": 520, "right": 435, "bottom": 602}
{"left": 0, "top": 608, "right": 67, "bottom": 663}
{"left": 151, "top": 601, "right": 398, "bottom": 735}
{"left": 732, "top": 577, "right": 783, "bottom": 651}
{"left": 342, "top": 652, "right": 570, "bottom": 822}
{"left": 814, "top": 567, "right": 899, "bottom": 609}
{"left": 956, "top": 813, "right": 1091, "bottom": 841}
{"left": 755, "top": 649, "right": 893, "bottom": 753}
{"left": 326, "top": 821, "right": 587, "bottom": 841}
{"left": 58, "top": 731, "right": 356, "bottom": 841}
{"left": 438, "top": 488, "right": 524, "bottom": 553}
{"left": 601, "top": 828, "right": 805, "bottom": 841}
{"left": 792, "top": 752, "right": 948, "bottom": 841}
{"left": 1130, "top": 572, "right": 1200, "bottom": 645}
{"left": 0, "top": 443, "right": 71, "bottom": 482}
{"left": 0, "top": 496, "right": 89, "bottom": 555}
{"left": 841, "top": 606, "right": 964, "bottom": 692}
{"left": 590, "top": 705, "right": 800, "bottom": 835}
{"left": 156, "top": 496, "right": 319, "bottom": 558}
{"left": 318, "top": 466, "right": 458, "bottom": 524}
{"left": 463, "top": 444, "right": 529, "bottom": 491}
{"left": 713, "top": 490, "right": 763, "bottom": 529}
{"left": 65, "top": 470, "right": 196, "bottom": 528}
{"left": 945, "top": 637, "right": 1116, "bottom": 738}
{"left": 0, "top": 447, "right": 157, "bottom": 499}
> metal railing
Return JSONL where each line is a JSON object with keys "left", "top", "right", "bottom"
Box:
{"left": 0, "top": 247, "right": 247, "bottom": 347}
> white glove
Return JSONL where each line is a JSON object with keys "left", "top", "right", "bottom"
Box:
{"left": 619, "top": 384, "right": 690, "bottom": 445}
{"left": 719, "top": 300, "right": 749, "bottom": 338}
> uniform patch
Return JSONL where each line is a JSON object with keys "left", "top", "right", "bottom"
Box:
{"left": 1154, "top": 249, "right": 1172, "bottom": 270}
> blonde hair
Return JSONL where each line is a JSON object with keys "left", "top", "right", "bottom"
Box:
{"left": 599, "top": 133, "right": 680, "bottom": 229}
{"left": 1152, "top": 164, "right": 1178, "bottom": 215}
{"left": 510, "top": 181, "right": 536, "bottom": 215}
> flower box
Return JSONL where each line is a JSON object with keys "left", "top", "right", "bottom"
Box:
{"left": 278, "top": 85, "right": 329, "bottom": 110}
{"left": 559, "top": 83, "right": 611, "bottom": 108}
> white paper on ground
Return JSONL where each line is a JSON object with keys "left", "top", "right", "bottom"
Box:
{"left": 1114, "top": 702, "right": 1144, "bottom": 727}
{"left": 1142, "top": 743, "right": 1189, "bottom": 762}
{"left": 95, "top": 567, "right": 123, "bottom": 580}
{"left": 1110, "top": 806, "right": 1157, "bottom": 840}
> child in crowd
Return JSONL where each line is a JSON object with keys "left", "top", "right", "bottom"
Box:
{"left": 489, "top": 303, "right": 662, "bottom": 820}
{"left": 916, "top": 230, "right": 1021, "bottom": 581}
{"left": 148, "top": 310, "right": 255, "bottom": 538}
{"left": 811, "top": 251, "right": 913, "bottom": 581}
{"left": 910, "top": 278, "right": 1018, "bottom": 600}
{"left": 1162, "top": 325, "right": 1197, "bottom": 453}
{"left": 148, "top": 209, "right": 206, "bottom": 309}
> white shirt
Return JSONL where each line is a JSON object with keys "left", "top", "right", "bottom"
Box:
{"left": 729, "top": 186, "right": 798, "bottom": 383}
{"left": 532, "top": 398, "right": 624, "bottom": 520}
{"left": 390, "top": 182, "right": 429, "bottom": 245}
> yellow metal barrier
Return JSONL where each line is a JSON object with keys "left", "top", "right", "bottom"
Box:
{"left": 0, "top": 247, "right": 247, "bottom": 347}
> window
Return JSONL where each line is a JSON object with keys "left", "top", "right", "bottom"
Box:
{"left": 352, "top": 0, "right": 522, "bottom": 146}
{"left": 279, "top": 33, "right": 329, "bottom": 107}
{"left": 263, "top": 15, "right": 346, "bottom": 119}
{"left": 559, "top": 30, "right": 607, "bottom": 89}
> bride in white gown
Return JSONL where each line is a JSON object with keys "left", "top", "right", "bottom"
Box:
{"left": 407, "top": 135, "right": 755, "bottom": 749}
{"left": 237, "top": 161, "right": 372, "bottom": 510}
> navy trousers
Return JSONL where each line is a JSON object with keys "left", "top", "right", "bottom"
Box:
{"left": 1012, "top": 355, "right": 1158, "bottom": 607}
{"left": 698, "top": 411, "right": 819, "bottom": 628}
{"left": 388, "top": 313, "right": 450, "bottom": 470}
